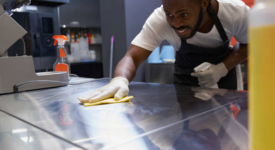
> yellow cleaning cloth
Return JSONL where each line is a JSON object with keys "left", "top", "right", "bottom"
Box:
{"left": 83, "top": 96, "right": 134, "bottom": 107}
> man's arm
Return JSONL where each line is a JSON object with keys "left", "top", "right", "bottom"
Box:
{"left": 223, "top": 43, "right": 248, "bottom": 71}
{"left": 223, "top": 4, "right": 249, "bottom": 70}
{"left": 114, "top": 44, "right": 152, "bottom": 82}
{"left": 78, "top": 5, "right": 164, "bottom": 102}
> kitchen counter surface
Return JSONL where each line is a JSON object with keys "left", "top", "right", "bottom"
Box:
{"left": 0, "top": 78, "right": 248, "bottom": 150}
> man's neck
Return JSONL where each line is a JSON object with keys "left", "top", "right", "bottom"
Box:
{"left": 198, "top": 0, "right": 219, "bottom": 33}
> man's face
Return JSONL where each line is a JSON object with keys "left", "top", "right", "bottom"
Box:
{"left": 163, "top": 0, "right": 203, "bottom": 39}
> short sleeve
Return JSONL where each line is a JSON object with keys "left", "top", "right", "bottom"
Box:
{"left": 131, "top": 6, "right": 168, "bottom": 51}
{"left": 233, "top": 5, "right": 250, "bottom": 44}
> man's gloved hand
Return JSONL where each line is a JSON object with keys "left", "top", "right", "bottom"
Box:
{"left": 191, "top": 62, "right": 228, "bottom": 87}
{"left": 78, "top": 77, "right": 129, "bottom": 103}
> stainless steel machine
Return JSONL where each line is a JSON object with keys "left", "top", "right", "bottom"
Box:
{"left": 0, "top": 0, "right": 68, "bottom": 94}
{"left": 7, "top": 12, "right": 59, "bottom": 72}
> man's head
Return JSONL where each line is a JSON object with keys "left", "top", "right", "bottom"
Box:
{"left": 162, "top": 0, "right": 210, "bottom": 39}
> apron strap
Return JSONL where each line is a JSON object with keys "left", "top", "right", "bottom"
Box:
{"left": 207, "top": 0, "right": 229, "bottom": 46}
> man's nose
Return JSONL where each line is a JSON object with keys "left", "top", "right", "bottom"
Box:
{"left": 171, "top": 18, "right": 184, "bottom": 29}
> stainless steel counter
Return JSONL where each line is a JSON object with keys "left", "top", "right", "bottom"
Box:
{"left": 0, "top": 112, "right": 76, "bottom": 150}
{"left": 0, "top": 78, "right": 248, "bottom": 150}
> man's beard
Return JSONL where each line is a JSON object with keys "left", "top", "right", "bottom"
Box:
{"left": 171, "top": 7, "right": 204, "bottom": 39}
{"left": 188, "top": 7, "right": 203, "bottom": 39}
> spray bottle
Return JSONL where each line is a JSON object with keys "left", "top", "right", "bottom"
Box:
{"left": 249, "top": 0, "right": 275, "bottom": 149}
{"left": 194, "top": 62, "right": 219, "bottom": 88}
{"left": 53, "top": 35, "right": 70, "bottom": 81}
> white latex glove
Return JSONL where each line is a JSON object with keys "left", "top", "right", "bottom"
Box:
{"left": 191, "top": 62, "right": 228, "bottom": 88}
{"left": 78, "top": 77, "right": 129, "bottom": 103}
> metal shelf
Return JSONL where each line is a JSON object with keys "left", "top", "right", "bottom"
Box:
{"left": 60, "top": 26, "right": 101, "bottom": 29}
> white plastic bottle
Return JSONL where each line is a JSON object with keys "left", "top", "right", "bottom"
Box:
{"left": 249, "top": 0, "right": 275, "bottom": 149}
{"left": 73, "top": 39, "right": 81, "bottom": 63}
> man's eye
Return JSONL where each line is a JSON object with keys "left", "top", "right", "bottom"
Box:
{"left": 181, "top": 13, "right": 188, "bottom": 17}
{"left": 166, "top": 14, "right": 173, "bottom": 18}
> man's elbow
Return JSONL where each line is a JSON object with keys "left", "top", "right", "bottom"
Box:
{"left": 234, "top": 43, "right": 248, "bottom": 57}
{"left": 240, "top": 43, "right": 248, "bottom": 57}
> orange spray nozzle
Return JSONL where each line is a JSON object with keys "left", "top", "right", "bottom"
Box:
{"left": 54, "top": 39, "right": 57, "bottom": 46}
{"left": 53, "top": 35, "right": 68, "bottom": 46}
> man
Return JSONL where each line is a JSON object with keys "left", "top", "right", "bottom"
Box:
{"left": 79, "top": 0, "right": 249, "bottom": 103}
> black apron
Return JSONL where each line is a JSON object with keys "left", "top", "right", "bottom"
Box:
{"left": 173, "top": 2, "right": 237, "bottom": 90}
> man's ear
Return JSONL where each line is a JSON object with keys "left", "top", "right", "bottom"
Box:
{"left": 201, "top": 0, "right": 210, "bottom": 12}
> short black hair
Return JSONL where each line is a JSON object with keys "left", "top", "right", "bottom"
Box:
{"left": 162, "top": 0, "right": 203, "bottom": 5}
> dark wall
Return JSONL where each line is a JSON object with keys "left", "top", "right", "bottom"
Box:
{"left": 59, "top": 0, "right": 101, "bottom": 27}
{"left": 124, "top": 0, "right": 162, "bottom": 82}
{"left": 124, "top": 0, "right": 161, "bottom": 48}
{"left": 100, "top": 0, "right": 127, "bottom": 78}
{"left": 100, "top": 0, "right": 163, "bottom": 80}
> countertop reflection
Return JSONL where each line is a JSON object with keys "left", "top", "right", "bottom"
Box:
{"left": 0, "top": 78, "right": 248, "bottom": 150}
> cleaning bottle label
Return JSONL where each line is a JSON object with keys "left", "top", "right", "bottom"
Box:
{"left": 55, "top": 63, "right": 69, "bottom": 74}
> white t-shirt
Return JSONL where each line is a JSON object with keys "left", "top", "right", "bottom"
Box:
{"left": 132, "top": 0, "right": 250, "bottom": 51}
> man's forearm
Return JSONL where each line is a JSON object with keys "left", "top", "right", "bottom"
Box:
{"left": 223, "top": 43, "right": 248, "bottom": 71}
{"left": 113, "top": 45, "right": 152, "bottom": 82}
{"left": 114, "top": 56, "right": 138, "bottom": 82}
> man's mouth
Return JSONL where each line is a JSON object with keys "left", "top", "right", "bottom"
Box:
{"left": 176, "top": 28, "right": 188, "bottom": 35}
